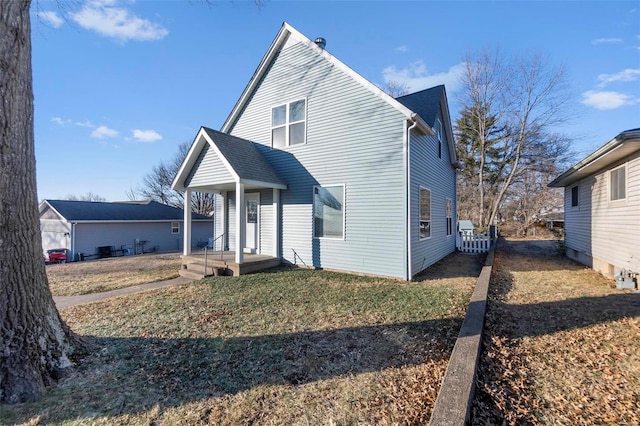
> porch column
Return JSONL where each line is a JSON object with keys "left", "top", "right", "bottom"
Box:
{"left": 219, "top": 191, "right": 227, "bottom": 251}
{"left": 235, "top": 183, "right": 245, "bottom": 264}
{"left": 183, "top": 189, "right": 192, "bottom": 255}
{"left": 273, "top": 188, "right": 280, "bottom": 258}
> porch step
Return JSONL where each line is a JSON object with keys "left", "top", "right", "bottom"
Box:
{"left": 179, "top": 269, "right": 206, "bottom": 280}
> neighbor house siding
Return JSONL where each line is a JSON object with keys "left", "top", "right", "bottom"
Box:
{"left": 185, "top": 143, "right": 234, "bottom": 188}
{"left": 564, "top": 177, "right": 594, "bottom": 265}
{"left": 228, "top": 40, "right": 408, "bottom": 278}
{"left": 40, "top": 219, "right": 71, "bottom": 254}
{"left": 409, "top": 119, "right": 457, "bottom": 276}
{"left": 72, "top": 222, "right": 212, "bottom": 258}
{"left": 590, "top": 151, "right": 640, "bottom": 276}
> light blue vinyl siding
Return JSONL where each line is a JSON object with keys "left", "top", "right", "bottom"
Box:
{"left": 222, "top": 189, "right": 274, "bottom": 256}
{"left": 185, "top": 143, "right": 233, "bottom": 188}
{"left": 410, "top": 111, "right": 457, "bottom": 276}
{"left": 229, "top": 40, "right": 408, "bottom": 278}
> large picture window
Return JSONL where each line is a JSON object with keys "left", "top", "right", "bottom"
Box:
{"left": 610, "top": 165, "right": 626, "bottom": 201}
{"left": 271, "top": 99, "right": 306, "bottom": 148}
{"left": 420, "top": 187, "right": 431, "bottom": 239}
{"left": 313, "top": 185, "right": 344, "bottom": 239}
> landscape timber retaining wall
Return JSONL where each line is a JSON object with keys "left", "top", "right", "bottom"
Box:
{"left": 429, "top": 239, "right": 497, "bottom": 425}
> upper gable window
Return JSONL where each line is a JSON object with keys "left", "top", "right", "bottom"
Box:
{"left": 435, "top": 119, "right": 443, "bottom": 158}
{"left": 609, "top": 164, "right": 626, "bottom": 201}
{"left": 271, "top": 99, "right": 306, "bottom": 148}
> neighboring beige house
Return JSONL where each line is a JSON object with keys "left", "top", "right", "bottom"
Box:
{"left": 549, "top": 128, "right": 640, "bottom": 279}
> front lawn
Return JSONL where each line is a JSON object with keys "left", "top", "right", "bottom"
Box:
{"left": 46, "top": 253, "right": 182, "bottom": 296}
{"left": 3, "top": 254, "right": 480, "bottom": 425}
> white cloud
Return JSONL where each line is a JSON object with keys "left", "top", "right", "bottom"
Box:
{"left": 581, "top": 90, "right": 638, "bottom": 110}
{"left": 132, "top": 129, "right": 162, "bottom": 143}
{"left": 596, "top": 68, "right": 640, "bottom": 87}
{"left": 51, "top": 117, "right": 72, "bottom": 126}
{"left": 75, "top": 120, "right": 94, "bottom": 128}
{"left": 382, "top": 61, "right": 466, "bottom": 93}
{"left": 38, "top": 11, "right": 64, "bottom": 28}
{"left": 592, "top": 37, "right": 624, "bottom": 45}
{"left": 70, "top": 0, "right": 168, "bottom": 42}
{"left": 395, "top": 45, "right": 409, "bottom": 53}
{"left": 91, "top": 125, "right": 119, "bottom": 138}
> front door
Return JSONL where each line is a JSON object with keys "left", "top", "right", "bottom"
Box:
{"left": 245, "top": 193, "right": 259, "bottom": 253}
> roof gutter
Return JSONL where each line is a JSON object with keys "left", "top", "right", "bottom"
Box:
{"left": 549, "top": 128, "right": 640, "bottom": 187}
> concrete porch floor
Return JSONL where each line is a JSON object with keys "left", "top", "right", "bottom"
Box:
{"left": 180, "top": 251, "right": 281, "bottom": 279}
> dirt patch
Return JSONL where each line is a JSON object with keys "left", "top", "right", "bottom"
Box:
{"left": 47, "top": 253, "right": 182, "bottom": 296}
{"left": 471, "top": 238, "right": 640, "bottom": 424}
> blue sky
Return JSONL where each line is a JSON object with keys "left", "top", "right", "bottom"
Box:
{"left": 32, "top": 0, "right": 639, "bottom": 202}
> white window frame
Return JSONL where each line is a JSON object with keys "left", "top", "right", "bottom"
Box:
{"left": 271, "top": 98, "right": 307, "bottom": 148}
{"left": 313, "top": 184, "right": 345, "bottom": 240}
{"left": 446, "top": 198, "right": 453, "bottom": 237}
{"left": 608, "top": 164, "right": 626, "bottom": 203}
{"left": 570, "top": 185, "right": 579, "bottom": 208}
{"left": 419, "top": 187, "right": 431, "bottom": 240}
{"left": 171, "top": 221, "right": 180, "bottom": 234}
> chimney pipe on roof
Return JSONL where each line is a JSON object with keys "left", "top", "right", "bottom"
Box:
{"left": 314, "top": 37, "right": 326, "bottom": 49}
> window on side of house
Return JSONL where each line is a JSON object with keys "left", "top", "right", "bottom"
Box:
{"left": 271, "top": 99, "right": 306, "bottom": 148}
{"left": 313, "top": 185, "right": 344, "bottom": 239}
{"left": 571, "top": 185, "right": 579, "bottom": 207}
{"left": 446, "top": 198, "right": 453, "bottom": 236}
{"left": 610, "top": 165, "right": 626, "bottom": 201}
{"left": 419, "top": 187, "right": 431, "bottom": 239}
{"left": 435, "top": 119, "right": 443, "bottom": 159}
{"left": 171, "top": 222, "right": 180, "bottom": 234}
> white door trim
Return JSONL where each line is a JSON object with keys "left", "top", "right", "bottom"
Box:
{"left": 244, "top": 192, "right": 260, "bottom": 254}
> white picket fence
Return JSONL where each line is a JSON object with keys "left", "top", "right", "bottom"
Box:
{"left": 456, "top": 232, "right": 492, "bottom": 253}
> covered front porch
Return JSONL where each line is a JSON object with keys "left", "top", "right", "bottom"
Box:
{"left": 172, "top": 127, "right": 288, "bottom": 277}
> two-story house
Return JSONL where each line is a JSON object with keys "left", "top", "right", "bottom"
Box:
{"left": 173, "top": 23, "right": 459, "bottom": 280}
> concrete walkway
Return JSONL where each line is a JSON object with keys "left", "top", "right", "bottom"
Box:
{"left": 54, "top": 276, "right": 193, "bottom": 309}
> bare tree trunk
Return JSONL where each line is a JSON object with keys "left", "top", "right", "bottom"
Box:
{"left": 0, "top": 0, "right": 85, "bottom": 404}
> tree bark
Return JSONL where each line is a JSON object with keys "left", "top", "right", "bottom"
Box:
{"left": 1, "top": 0, "right": 85, "bottom": 404}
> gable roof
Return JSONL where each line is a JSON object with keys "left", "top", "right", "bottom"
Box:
{"left": 549, "top": 128, "right": 640, "bottom": 187}
{"left": 220, "top": 22, "right": 432, "bottom": 136}
{"left": 395, "top": 85, "right": 444, "bottom": 127}
{"left": 40, "top": 200, "right": 211, "bottom": 222}
{"left": 396, "top": 85, "right": 459, "bottom": 165}
{"left": 172, "top": 127, "right": 287, "bottom": 191}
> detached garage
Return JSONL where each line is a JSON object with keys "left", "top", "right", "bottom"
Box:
{"left": 39, "top": 199, "right": 214, "bottom": 261}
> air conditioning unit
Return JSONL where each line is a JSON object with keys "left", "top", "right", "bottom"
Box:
{"left": 616, "top": 270, "right": 637, "bottom": 290}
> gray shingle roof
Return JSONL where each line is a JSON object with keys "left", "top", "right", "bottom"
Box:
{"left": 201, "top": 127, "right": 286, "bottom": 187}
{"left": 43, "top": 200, "right": 211, "bottom": 222}
{"left": 395, "top": 85, "right": 445, "bottom": 127}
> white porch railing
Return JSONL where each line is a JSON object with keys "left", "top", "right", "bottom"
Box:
{"left": 456, "top": 232, "right": 492, "bottom": 254}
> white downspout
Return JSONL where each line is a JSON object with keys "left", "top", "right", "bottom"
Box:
{"left": 406, "top": 119, "right": 419, "bottom": 281}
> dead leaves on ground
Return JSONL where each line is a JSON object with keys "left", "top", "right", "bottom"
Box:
{"left": 472, "top": 240, "right": 640, "bottom": 425}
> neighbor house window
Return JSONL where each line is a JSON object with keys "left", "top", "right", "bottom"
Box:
{"left": 171, "top": 222, "right": 180, "bottom": 234}
{"left": 446, "top": 198, "right": 453, "bottom": 236}
{"left": 571, "top": 185, "right": 579, "bottom": 207}
{"left": 610, "top": 165, "right": 626, "bottom": 201}
{"left": 313, "top": 185, "right": 344, "bottom": 239}
{"left": 271, "top": 99, "right": 306, "bottom": 148}
{"left": 420, "top": 187, "right": 431, "bottom": 239}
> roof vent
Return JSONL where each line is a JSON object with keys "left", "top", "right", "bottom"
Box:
{"left": 314, "top": 37, "right": 326, "bottom": 49}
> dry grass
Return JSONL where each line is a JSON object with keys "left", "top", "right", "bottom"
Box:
{"left": 472, "top": 238, "right": 640, "bottom": 425}
{"left": 3, "top": 252, "right": 482, "bottom": 425}
{"left": 46, "top": 253, "right": 182, "bottom": 296}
